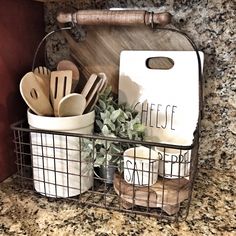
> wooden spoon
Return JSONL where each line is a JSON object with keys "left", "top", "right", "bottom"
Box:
{"left": 50, "top": 70, "right": 72, "bottom": 116}
{"left": 58, "top": 93, "right": 86, "bottom": 117}
{"left": 57, "top": 60, "right": 80, "bottom": 92}
{"left": 20, "top": 72, "right": 53, "bottom": 116}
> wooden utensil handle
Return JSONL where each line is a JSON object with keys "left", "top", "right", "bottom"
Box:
{"left": 57, "top": 10, "right": 172, "bottom": 26}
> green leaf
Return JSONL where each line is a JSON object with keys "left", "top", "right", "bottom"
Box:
{"left": 106, "top": 154, "right": 113, "bottom": 162}
{"left": 121, "top": 110, "right": 128, "bottom": 120}
{"left": 127, "top": 129, "right": 133, "bottom": 139}
{"left": 117, "top": 159, "right": 124, "bottom": 173}
{"left": 94, "top": 156, "right": 105, "bottom": 166}
{"left": 109, "top": 143, "right": 123, "bottom": 154}
{"left": 124, "top": 111, "right": 132, "bottom": 119}
{"left": 102, "top": 125, "right": 110, "bottom": 135}
{"left": 96, "top": 120, "right": 103, "bottom": 131}
{"left": 117, "top": 113, "right": 126, "bottom": 123}
{"left": 104, "top": 118, "right": 115, "bottom": 131}
{"left": 98, "top": 99, "right": 106, "bottom": 110}
{"left": 134, "top": 123, "right": 145, "bottom": 133}
{"left": 94, "top": 85, "right": 147, "bottom": 165}
{"left": 108, "top": 104, "right": 116, "bottom": 113}
{"left": 127, "top": 121, "right": 134, "bottom": 131}
{"left": 101, "top": 110, "right": 110, "bottom": 121}
{"left": 110, "top": 109, "right": 122, "bottom": 122}
{"left": 100, "top": 149, "right": 106, "bottom": 156}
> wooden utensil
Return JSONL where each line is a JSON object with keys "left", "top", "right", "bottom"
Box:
{"left": 81, "top": 74, "right": 103, "bottom": 112}
{"left": 33, "top": 66, "right": 51, "bottom": 97}
{"left": 34, "top": 66, "right": 51, "bottom": 80}
{"left": 81, "top": 74, "right": 98, "bottom": 98}
{"left": 57, "top": 60, "right": 80, "bottom": 92}
{"left": 113, "top": 172, "right": 189, "bottom": 215}
{"left": 97, "top": 72, "right": 108, "bottom": 94}
{"left": 86, "top": 78, "right": 103, "bottom": 108}
{"left": 50, "top": 70, "right": 72, "bottom": 116}
{"left": 58, "top": 93, "right": 86, "bottom": 117}
{"left": 84, "top": 73, "right": 108, "bottom": 113}
{"left": 20, "top": 72, "right": 53, "bottom": 116}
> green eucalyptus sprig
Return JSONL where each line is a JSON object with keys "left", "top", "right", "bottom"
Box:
{"left": 93, "top": 86, "right": 145, "bottom": 166}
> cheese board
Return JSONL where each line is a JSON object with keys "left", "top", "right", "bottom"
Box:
{"left": 119, "top": 50, "right": 204, "bottom": 144}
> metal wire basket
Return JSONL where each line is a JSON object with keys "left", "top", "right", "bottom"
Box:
{"left": 11, "top": 9, "right": 203, "bottom": 222}
{"left": 11, "top": 119, "right": 199, "bottom": 222}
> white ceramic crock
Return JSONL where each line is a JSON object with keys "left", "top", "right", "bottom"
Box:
{"left": 27, "top": 109, "right": 95, "bottom": 198}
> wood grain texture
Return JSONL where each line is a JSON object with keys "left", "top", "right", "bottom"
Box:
{"left": 61, "top": 25, "right": 192, "bottom": 94}
{"left": 113, "top": 172, "right": 190, "bottom": 215}
{"left": 57, "top": 10, "right": 172, "bottom": 26}
{"left": 50, "top": 70, "right": 72, "bottom": 116}
{"left": 20, "top": 72, "right": 53, "bottom": 116}
{"left": 57, "top": 60, "right": 80, "bottom": 92}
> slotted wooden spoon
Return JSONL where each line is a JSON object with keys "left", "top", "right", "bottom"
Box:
{"left": 57, "top": 60, "right": 80, "bottom": 92}
{"left": 50, "top": 70, "right": 72, "bottom": 116}
{"left": 20, "top": 72, "right": 53, "bottom": 116}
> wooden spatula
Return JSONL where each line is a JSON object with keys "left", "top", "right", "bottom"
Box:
{"left": 57, "top": 60, "right": 80, "bottom": 92}
{"left": 85, "top": 76, "right": 103, "bottom": 107}
{"left": 50, "top": 70, "right": 72, "bottom": 116}
{"left": 84, "top": 73, "right": 108, "bottom": 113}
{"left": 20, "top": 72, "right": 54, "bottom": 116}
{"left": 81, "top": 74, "right": 98, "bottom": 98}
{"left": 97, "top": 72, "right": 108, "bottom": 94}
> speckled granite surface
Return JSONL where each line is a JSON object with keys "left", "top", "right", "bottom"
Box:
{"left": 0, "top": 168, "right": 235, "bottom": 235}
{"left": 1, "top": 0, "right": 236, "bottom": 235}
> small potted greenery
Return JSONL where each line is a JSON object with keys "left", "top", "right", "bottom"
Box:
{"left": 93, "top": 86, "right": 145, "bottom": 183}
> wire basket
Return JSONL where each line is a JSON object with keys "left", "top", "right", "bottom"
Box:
{"left": 12, "top": 9, "right": 203, "bottom": 222}
{"left": 11, "top": 119, "right": 199, "bottom": 222}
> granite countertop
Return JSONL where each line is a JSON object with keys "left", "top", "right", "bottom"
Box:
{"left": 0, "top": 168, "right": 235, "bottom": 235}
{"left": 1, "top": 0, "right": 236, "bottom": 235}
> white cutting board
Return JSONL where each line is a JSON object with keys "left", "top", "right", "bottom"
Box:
{"left": 119, "top": 51, "right": 204, "bottom": 145}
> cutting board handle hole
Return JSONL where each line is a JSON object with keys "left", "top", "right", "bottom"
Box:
{"left": 146, "top": 57, "right": 174, "bottom": 70}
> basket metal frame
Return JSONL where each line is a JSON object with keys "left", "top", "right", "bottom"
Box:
{"left": 11, "top": 119, "right": 199, "bottom": 222}
{"left": 11, "top": 19, "right": 203, "bottom": 222}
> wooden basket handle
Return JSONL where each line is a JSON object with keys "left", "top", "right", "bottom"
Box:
{"left": 57, "top": 10, "right": 172, "bottom": 27}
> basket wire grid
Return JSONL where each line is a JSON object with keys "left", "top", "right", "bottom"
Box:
{"left": 11, "top": 119, "right": 199, "bottom": 222}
